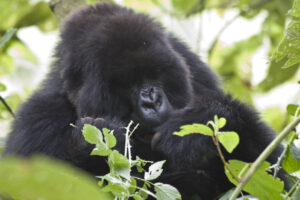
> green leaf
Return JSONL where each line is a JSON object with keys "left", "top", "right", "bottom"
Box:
{"left": 282, "top": 144, "right": 300, "bottom": 173}
{"left": 128, "top": 177, "right": 137, "bottom": 194}
{"left": 225, "top": 160, "right": 284, "bottom": 200}
{"left": 101, "top": 183, "right": 128, "bottom": 195}
{"left": 174, "top": 124, "right": 214, "bottom": 137}
{"left": 110, "top": 150, "right": 131, "bottom": 180}
{"left": 154, "top": 183, "right": 181, "bottom": 200}
{"left": 287, "top": 104, "right": 300, "bottom": 116}
{"left": 289, "top": 0, "right": 300, "bottom": 17}
{"left": 0, "top": 28, "right": 16, "bottom": 48}
{"left": 132, "top": 194, "right": 144, "bottom": 200}
{"left": 218, "top": 189, "right": 234, "bottom": 200}
{"left": 218, "top": 118, "right": 227, "bottom": 129}
{"left": 82, "top": 124, "right": 103, "bottom": 145}
{"left": 103, "top": 129, "right": 117, "bottom": 149}
{"left": 290, "top": 143, "right": 300, "bottom": 161}
{"left": 91, "top": 144, "right": 110, "bottom": 156}
{"left": 145, "top": 161, "right": 165, "bottom": 181}
{"left": 0, "top": 83, "right": 6, "bottom": 92}
{"left": 218, "top": 131, "right": 240, "bottom": 153}
{"left": 293, "top": 189, "right": 300, "bottom": 200}
{"left": 0, "top": 156, "right": 112, "bottom": 200}
{"left": 171, "top": 0, "right": 199, "bottom": 14}
{"left": 258, "top": 58, "right": 299, "bottom": 92}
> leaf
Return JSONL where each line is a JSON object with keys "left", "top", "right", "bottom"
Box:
{"left": 282, "top": 144, "right": 300, "bottom": 173}
{"left": 0, "top": 156, "right": 112, "bottom": 200}
{"left": 174, "top": 124, "right": 213, "bottom": 137}
{"left": 218, "top": 118, "right": 227, "bottom": 129}
{"left": 132, "top": 194, "right": 144, "bottom": 200}
{"left": 289, "top": 0, "right": 300, "bottom": 17}
{"left": 218, "top": 189, "right": 234, "bottom": 200}
{"left": 171, "top": 0, "right": 200, "bottom": 15}
{"left": 287, "top": 104, "right": 300, "bottom": 116}
{"left": 82, "top": 124, "right": 103, "bottom": 145}
{"left": 110, "top": 150, "right": 131, "bottom": 180}
{"left": 290, "top": 143, "right": 300, "bottom": 161}
{"left": 103, "top": 129, "right": 117, "bottom": 149}
{"left": 91, "top": 144, "right": 110, "bottom": 156}
{"left": 154, "top": 183, "right": 181, "bottom": 200}
{"left": 218, "top": 131, "right": 240, "bottom": 153}
{"left": 0, "top": 83, "right": 6, "bottom": 92}
{"left": 258, "top": 58, "right": 299, "bottom": 92}
{"left": 225, "top": 160, "right": 284, "bottom": 200}
{"left": 0, "top": 28, "right": 16, "bottom": 48}
{"left": 101, "top": 183, "right": 128, "bottom": 195}
{"left": 145, "top": 161, "right": 165, "bottom": 181}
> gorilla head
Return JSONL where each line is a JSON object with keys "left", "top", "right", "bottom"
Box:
{"left": 58, "top": 4, "right": 194, "bottom": 128}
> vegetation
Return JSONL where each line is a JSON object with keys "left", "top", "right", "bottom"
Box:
{"left": 0, "top": 0, "right": 300, "bottom": 199}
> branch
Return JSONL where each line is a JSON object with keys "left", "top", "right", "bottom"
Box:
{"left": 0, "top": 96, "right": 15, "bottom": 118}
{"left": 229, "top": 114, "right": 300, "bottom": 200}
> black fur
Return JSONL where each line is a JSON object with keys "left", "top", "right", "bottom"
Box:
{"left": 4, "top": 3, "right": 286, "bottom": 199}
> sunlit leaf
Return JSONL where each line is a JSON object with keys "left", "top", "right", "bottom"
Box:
{"left": 225, "top": 160, "right": 284, "bottom": 200}
{"left": 110, "top": 150, "right": 131, "bottom": 180}
{"left": 218, "top": 131, "right": 239, "bottom": 153}
{"left": 145, "top": 161, "right": 165, "bottom": 181}
{"left": 0, "top": 83, "right": 6, "bottom": 92}
{"left": 82, "top": 124, "right": 103, "bottom": 145}
{"left": 282, "top": 144, "right": 300, "bottom": 173}
{"left": 174, "top": 124, "right": 213, "bottom": 137}
{"left": 287, "top": 104, "right": 300, "bottom": 116}
{"left": 0, "top": 156, "right": 112, "bottom": 200}
{"left": 154, "top": 183, "right": 181, "bottom": 200}
{"left": 0, "top": 28, "right": 16, "bottom": 48}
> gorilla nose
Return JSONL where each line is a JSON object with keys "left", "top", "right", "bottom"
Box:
{"left": 140, "top": 87, "right": 161, "bottom": 110}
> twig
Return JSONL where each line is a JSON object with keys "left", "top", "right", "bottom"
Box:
{"left": 229, "top": 114, "right": 300, "bottom": 200}
{"left": 287, "top": 178, "right": 300, "bottom": 199}
{"left": 0, "top": 96, "right": 15, "bottom": 118}
{"left": 124, "top": 121, "right": 139, "bottom": 165}
{"left": 212, "top": 130, "right": 240, "bottom": 182}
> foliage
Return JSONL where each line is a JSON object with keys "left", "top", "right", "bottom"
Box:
{"left": 173, "top": 115, "right": 296, "bottom": 200}
{"left": 174, "top": 116, "right": 240, "bottom": 153}
{"left": 272, "top": 0, "right": 300, "bottom": 68}
{"left": 82, "top": 122, "right": 181, "bottom": 200}
{"left": 0, "top": 156, "right": 112, "bottom": 200}
{"left": 225, "top": 160, "right": 284, "bottom": 200}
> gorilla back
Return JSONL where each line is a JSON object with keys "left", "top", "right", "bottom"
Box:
{"left": 4, "top": 3, "right": 287, "bottom": 199}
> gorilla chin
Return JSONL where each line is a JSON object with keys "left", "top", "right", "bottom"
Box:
{"left": 4, "top": 2, "right": 288, "bottom": 200}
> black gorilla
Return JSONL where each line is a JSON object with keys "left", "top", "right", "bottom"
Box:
{"left": 4, "top": 3, "right": 287, "bottom": 199}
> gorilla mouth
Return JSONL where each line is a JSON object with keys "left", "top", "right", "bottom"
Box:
{"left": 141, "top": 99, "right": 162, "bottom": 112}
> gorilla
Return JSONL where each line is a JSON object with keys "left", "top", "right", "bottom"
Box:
{"left": 4, "top": 3, "right": 287, "bottom": 199}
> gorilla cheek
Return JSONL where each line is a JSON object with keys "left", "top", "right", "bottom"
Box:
{"left": 136, "top": 85, "right": 172, "bottom": 126}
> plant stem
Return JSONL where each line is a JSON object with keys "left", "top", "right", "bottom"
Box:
{"left": 212, "top": 133, "right": 240, "bottom": 182}
{"left": 0, "top": 96, "right": 15, "bottom": 118}
{"left": 287, "top": 178, "right": 300, "bottom": 199}
{"left": 229, "top": 115, "right": 300, "bottom": 200}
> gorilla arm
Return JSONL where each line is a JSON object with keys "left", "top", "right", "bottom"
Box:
{"left": 3, "top": 71, "right": 127, "bottom": 175}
